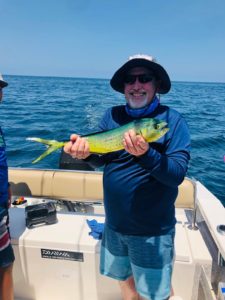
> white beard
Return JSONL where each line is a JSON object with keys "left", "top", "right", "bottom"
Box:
{"left": 126, "top": 95, "right": 149, "bottom": 109}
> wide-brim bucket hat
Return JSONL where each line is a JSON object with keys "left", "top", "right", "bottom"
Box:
{"left": 0, "top": 74, "right": 8, "bottom": 88}
{"left": 110, "top": 54, "right": 171, "bottom": 94}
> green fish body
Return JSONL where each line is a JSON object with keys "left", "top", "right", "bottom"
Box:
{"left": 27, "top": 118, "right": 169, "bottom": 164}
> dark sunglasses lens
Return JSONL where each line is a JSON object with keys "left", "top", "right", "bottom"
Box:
{"left": 124, "top": 75, "right": 136, "bottom": 84}
{"left": 124, "top": 74, "right": 154, "bottom": 84}
{"left": 139, "top": 75, "right": 154, "bottom": 83}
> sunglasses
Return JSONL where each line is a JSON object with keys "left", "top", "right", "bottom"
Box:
{"left": 124, "top": 74, "right": 155, "bottom": 85}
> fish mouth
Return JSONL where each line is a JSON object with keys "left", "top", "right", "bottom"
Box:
{"left": 161, "top": 127, "right": 169, "bottom": 134}
{"left": 157, "top": 121, "right": 169, "bottom": 138}
{"left": 157, "top": 121, "right": 168, "bottom": 130}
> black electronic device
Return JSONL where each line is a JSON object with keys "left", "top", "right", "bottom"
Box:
{"left": 25, "top": 202, "right": 57, "bottom": 228}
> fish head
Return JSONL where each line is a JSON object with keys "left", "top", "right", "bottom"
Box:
{"left": 136, "top": 118, "right": 169, "bottom": 142}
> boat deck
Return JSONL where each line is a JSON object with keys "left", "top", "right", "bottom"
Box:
{"left": 10, "top": 203, "right": 213, "bottom": 300}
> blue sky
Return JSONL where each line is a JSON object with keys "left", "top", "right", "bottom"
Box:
{"left": 1, "top": 0, "right": 225, "bottom": 82}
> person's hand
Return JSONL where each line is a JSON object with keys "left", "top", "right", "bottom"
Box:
{"left": 64, "top": 134, "right": 90, "bottom": 159}
{"left": 8, "top": 186, "right": 12, "bottom": 208}
{"left": 123, "top": 129, "right": 149, "bottom": 157}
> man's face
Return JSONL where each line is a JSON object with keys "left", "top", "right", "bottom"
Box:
{"left": 124, "top": 67, "right": 157, "bottom": 109}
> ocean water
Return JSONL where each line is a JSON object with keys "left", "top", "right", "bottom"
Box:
{"left": 1, "top": 75, "right": 225, "bottom": 206}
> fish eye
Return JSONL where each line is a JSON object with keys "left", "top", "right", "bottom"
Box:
{"left": 154, "top": 123, "right": 159, "bottom": 130}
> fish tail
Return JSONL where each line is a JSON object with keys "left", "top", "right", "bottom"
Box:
{"left": 26, "top": 137, "right": 65, "bottom": 164}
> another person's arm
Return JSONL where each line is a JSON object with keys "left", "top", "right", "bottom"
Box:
{"left": 0, "top": 135, "right": 9, "bottom": 208}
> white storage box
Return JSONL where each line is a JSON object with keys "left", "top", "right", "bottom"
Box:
{"left": 9, "top": 208, "right": 121, "bottom": 300}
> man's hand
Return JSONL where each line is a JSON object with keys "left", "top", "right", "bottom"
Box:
{"left": 64, "top": 134, "right": 90, "bottom": 159}
{"left": 123, "top": 129, "right": 149, "bottom": 157}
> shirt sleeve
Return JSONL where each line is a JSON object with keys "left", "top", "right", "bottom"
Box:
{"left": 136, "top": 116, "right": 191, "bottom": 187}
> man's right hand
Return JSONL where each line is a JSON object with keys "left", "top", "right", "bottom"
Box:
{"left": 64, "top": 134, "right": 90, "bottom": 159}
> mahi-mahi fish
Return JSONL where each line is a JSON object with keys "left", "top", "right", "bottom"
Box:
{"left": 27, "top": 118, "right": 169, "bottom": 164}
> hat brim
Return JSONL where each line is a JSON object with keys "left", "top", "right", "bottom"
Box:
{"left": 110, "top": 58, "right": 171, "bottom": 94}
{"left": 0, "top": 80, "right": 8, "bottom": 88}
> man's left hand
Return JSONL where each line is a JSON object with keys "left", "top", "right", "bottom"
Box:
{"left": 123, "top": 129, "right": 149, "bottom": 156}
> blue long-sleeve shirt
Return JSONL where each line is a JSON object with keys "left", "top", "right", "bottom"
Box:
{"left": 0, "top": 127, "right": 8, "bottom": 208}
{"left": 86, "top": 104, "right": 191, "bottom": 235}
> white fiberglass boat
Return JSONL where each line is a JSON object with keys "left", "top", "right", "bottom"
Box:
{"left": 8, "top": 167, "right": 225, "bottom": 300}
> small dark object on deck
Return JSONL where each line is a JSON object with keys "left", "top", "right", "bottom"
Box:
{"left": 25, "top": 202, "right": 57, "bottom": 228}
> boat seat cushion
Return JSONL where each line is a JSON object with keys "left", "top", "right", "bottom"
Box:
{"left": 9, "top": 169, "right": 194, "bottom": 208}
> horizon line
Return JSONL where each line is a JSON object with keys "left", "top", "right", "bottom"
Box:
{"left": 4, "top": 73, "right": 225, "bottom": 85}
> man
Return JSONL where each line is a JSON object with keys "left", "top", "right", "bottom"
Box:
{"left": 64, "top": 54, "right": 190, "bottom": 300}
{"left": 0, "top": 74, "right": 14, "bottom": 300}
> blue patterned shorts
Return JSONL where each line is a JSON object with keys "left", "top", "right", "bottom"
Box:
{"left": 0, "top": 208, "right": 15, "bottom": 268}
{"left": 100, "top": 225, "right": 175, "bottom": 300}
